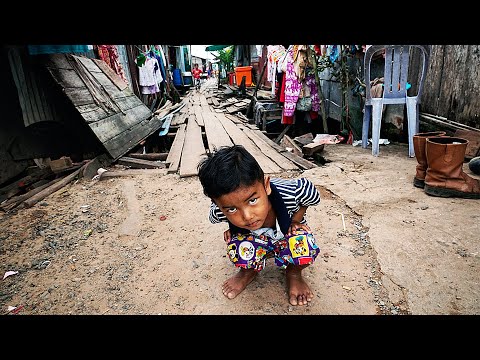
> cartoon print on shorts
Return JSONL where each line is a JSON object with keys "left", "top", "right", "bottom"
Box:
{"left": 227, "top": 243, "right": 238, "bottom": 263}
{"left": 254, "top": 235, "right": 268, "bottom": 245}
{"left": 239, "top": 241, "right": 255, "bottom": 261}
{"left": 236, "top": 234, "right": 246, "bottom": 241}
{"left": 306, "top": 233, "right": 318, "bottom": 249}
{"left": 255, "top": 246, "right": 267, "bottom": 262}
{"left": 288, "top": 234, "right": 310, "bottom": 258}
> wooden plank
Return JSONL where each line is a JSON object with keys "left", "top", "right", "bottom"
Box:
{"left": 202, "top": 111, "right": 234, "bottom": 153}
{"left": 211, "top": 98, "right": 220, "bottom": 107}
{"left": 282, "top": 135, "right": 303, "bottom": 157}
{"left": 192, "top": 104, "right": 205, "bottom": 126}
{"left": 454, "top": 129, "right": 480, "bottom": 159}
{"left": 76, "top": 95, "right": 140, "bottom": 123}
{"left": 166, "top": 124, "right": 186, "bottom": 172}
{"left": 92, "top": 58, "right": 129, "bottom": 90}
{"left": 74, "top": 55, "right": 103, "bottom": 73}
{"left": 23, "top": 163, "right": 88, "bottom": 208}
{"left": 200, "top": 96, "right": 208, "bottom": 106}
{"left": 302, "top": 143, "right": 325, "bottom": 156}
{"left": 279, "top": 150, "right": 317, "bottom": 170}
{"left": 101, "top": 84, "right": 132, "bottom": 99}
{"left": 89, "top": 104, "right": 152, "bottom": 143}
{"left": 117, "top": 157, "right": 165, "bottom": 169}
{"left": 226, "top": 105, "right": 241, "bottom": 113}
{"left": 179, "top": 120, "right": 207, "bottom": 177}
{"left": 170, "top": 113, "right": 187, "bottom": 126}
{"left": 48, "top": 68, "right": 85, "bottom": 88}
{"left": 44, "top": 54, "right": 74, "bottom": 70}
{"left": 99, "top": 168, "right": 167, "bottom": 179}
{"left": 238, "top": 125, "right": 299, "bottom": 171}
{"left": 251, "top": 129, "right": 286, "bottom": 152}
{"left": 89, "top": 70, "right": 124, "bottom": 91}
{"left": 63, "top": 87, "right": 96, "bottom": 106}
{"left": 214, "top": 113, "right": 282, "bottom": 174}
{"left": 224, "top": 113, "right": 243, "bottom": 124}
{"left": 127, "top": 153, "right": 168, "bottom": 161}
{"left": 101, "top": 115, "right": 163, "bottom": 160}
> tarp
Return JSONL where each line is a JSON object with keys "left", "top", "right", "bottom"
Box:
{"left": 205, "top": 45, "right": 232, "bottom": 52}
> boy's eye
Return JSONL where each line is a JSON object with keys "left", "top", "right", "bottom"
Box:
{"left": 249, "top": 198, "right": 258, "bottom": 205}
{"left": 227, "top": 207, "right": 237, "bottom": 214}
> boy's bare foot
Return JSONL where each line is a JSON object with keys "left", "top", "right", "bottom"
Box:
{"left": 286, "top": 265, "right": 313, "bottom": 306}
{"left": 222, "top": 268, "right": 257, "bottom": 299}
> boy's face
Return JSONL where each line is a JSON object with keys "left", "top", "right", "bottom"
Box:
{"left": 213, "top": 176, "right": 272, "bottom": 231}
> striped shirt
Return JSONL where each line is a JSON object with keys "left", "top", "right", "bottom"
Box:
{"left": 208, "top": 177, "right": 320, "bottom": 225}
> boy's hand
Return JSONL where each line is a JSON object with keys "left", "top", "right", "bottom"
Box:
{"left": 223, "top": 229, "right": 231, "bottom": 243}
{"left": 287, "top": 221, "right": 311, "bottom": 236}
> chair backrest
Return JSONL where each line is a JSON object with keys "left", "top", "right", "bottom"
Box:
{"left": 364, "top": 45, "right": 430, "bottom": 105}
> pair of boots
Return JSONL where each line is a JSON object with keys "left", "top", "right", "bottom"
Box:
{"left": 413, "top": 131, "right": 480, "bottom": 199}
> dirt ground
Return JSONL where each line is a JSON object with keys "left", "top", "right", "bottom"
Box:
{"left": 1, "top": 142, "right": 479, "bottom": 315}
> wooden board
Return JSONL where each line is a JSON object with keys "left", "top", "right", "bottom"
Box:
{"left": 202, "top": 112, "right": 234, "bottom": 153}
{"left": 226, "top": 105, "right": 241, "bottom": 114}
{"left": 170, "top": 113, "right": 187, "bottom": 126}
{"left": 88, "top": 104, "right": 152, "bottom": 143}
{"left": 192, "top": 105, "right": 205, "bottom": 127}
{"left": 215, "top": 113, "right": 282, "bottom": 174}
{"left": 179, "top": 120, "right": 207, "bottom": 177}
{"left": 454, "top": 129, "right": 480, "bottom": 159}
{"left": 279, "top": 150, "right": 317, "bottom": 170}
{"left": 117, "top": 157, "right": 165, "bottom": 169}
{"left": 45, "top": 53, "right": 153, "bottom": 161}
{"left": 238, "top": 125, "right": 299, "bottom": 171}
{"left": 101, "top": 114, "right": 162, "bottom": 160}
{"left": 166, "top": 123, "right": 186, "bottom": 173}
{"left": 92, "top": 58, "right": 129, "bottom": 91}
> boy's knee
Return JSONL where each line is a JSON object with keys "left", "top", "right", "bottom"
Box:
{"left": 280, "top": 229, "right": 320, "bottom": 266}
{"left": 226, "top": 233, "right": 269, "bottom": 271}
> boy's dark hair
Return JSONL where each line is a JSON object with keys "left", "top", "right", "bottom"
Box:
{"left": 197, "top": 145, "right": 264, "bottom": 199}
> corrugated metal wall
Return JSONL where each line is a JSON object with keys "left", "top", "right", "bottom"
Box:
{"left": 7, "top": 46, "right": 60, "bottom": 127}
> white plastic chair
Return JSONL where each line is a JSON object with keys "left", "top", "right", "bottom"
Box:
{"left": 361, "top": 45, "right": 430, "bottom": 157}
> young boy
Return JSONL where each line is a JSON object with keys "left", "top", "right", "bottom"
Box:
{"left": 192, "top": 63, "right": 202, "bottom": 89}
{"left": 197, "top": 144, "right": 321, "bottom": 306}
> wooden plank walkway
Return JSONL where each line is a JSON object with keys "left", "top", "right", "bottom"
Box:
{"left": 169, "top": 88, "right": 316, "bottom": 177}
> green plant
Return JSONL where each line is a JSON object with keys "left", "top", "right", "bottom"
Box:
{"left": 215, "top": 46, "right": 234, "bottom": 73}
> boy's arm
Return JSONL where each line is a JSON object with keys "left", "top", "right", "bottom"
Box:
{"left": 288, "top": 206, "right": 311, "bottom": 235}
{"left": 287, "top": 178, "right": 320, "bottom": 234}
{"left": 291, "top": 205, "right": 308, "bottom": 224}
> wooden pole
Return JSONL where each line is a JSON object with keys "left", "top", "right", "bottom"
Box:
{"left": 247, "top": 60, "right": 268, "bottom": 119}
{"left": 313, "top": 53, "right": 329, "bottom": 133}
{"left": 22, "top": 163, "right": 88, "bottom": 208}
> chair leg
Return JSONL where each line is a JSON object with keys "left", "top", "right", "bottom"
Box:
{"left": 371, "top": 101, "right": 383, "bottom": 156}
{"left": 406, "top": 97, "right": 419, "bottom": 158}
{"left": 362, "top": 105, "right": 372, "bottom": 149}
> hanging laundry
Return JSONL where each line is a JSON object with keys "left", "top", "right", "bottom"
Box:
{"left": 282, "top": 48, "right": 302, "bottom": 118}
{"left": 96, "top": 45, "right": 128, "bottom": 83}
{"left": 138, "top": 55, "right": 161, "bottom": 95}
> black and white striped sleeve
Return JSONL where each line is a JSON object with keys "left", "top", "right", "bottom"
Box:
{"left": 296, "top": 178, "right": 320, "bottom": 207}
{"left": 208, "top": 202, "right": 227, "bottom": 224}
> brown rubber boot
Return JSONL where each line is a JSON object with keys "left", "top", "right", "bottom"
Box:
{"left": 424, "top": 137, "right": 480, "bottom": 198}
{"left": 412, "top": 131, "right": 446, "bottom": 188}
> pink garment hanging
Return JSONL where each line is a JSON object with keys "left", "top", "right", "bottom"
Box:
{"left": 283, "top": 49, "right": 302, "bottom": 117}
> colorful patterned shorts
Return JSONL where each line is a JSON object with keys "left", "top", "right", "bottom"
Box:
{"left": 226, "top": 229, "right": 320, "bottom": 271}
